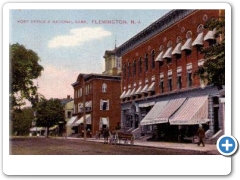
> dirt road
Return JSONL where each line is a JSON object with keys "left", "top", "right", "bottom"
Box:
{"left": 10, "top": 137, "right": 217, "bottom": 155}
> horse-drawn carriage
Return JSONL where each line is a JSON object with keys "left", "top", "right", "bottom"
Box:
{"left": 109, "top": 130, "right": 134, "bottom": 145}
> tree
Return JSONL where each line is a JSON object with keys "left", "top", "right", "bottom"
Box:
{"left": 11, "top": 107, "right": 34, "bottom": 136}
{"left": 10, "top": 43, "right": 44, "bottom": 109}
{"left": 36, "top": 98, "right": 65, "bottom": 137}
{"left": 194, "top": 16, "right": 225, "bottom": 89}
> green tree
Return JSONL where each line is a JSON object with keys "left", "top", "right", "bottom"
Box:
{"left": 194, "top": 16, "right": 225, "bottom": 89}
{"left": 11, "top": 107, "right": 34, "bottom": 136}
{"left": 10, "top": 43, "right": 44, "bottom": 108}
{"left": 36, "top": 98, "right": 65, "bottom": 137}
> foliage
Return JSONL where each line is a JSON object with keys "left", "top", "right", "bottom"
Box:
{"left": 10, "top": 43, "right": 44, "bottom": 108}
{"left": 194, "top": 16, "right": 225, "bottom": 89}
{"left": 11, "top": 108, "right": 34, "bottom": 136}
{"left": 36, "top": 98, "right": 65, "bottom": 137}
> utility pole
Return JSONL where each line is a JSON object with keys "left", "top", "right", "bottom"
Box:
{"left": 83, "top": 80, "right": 87, "bottom": 141}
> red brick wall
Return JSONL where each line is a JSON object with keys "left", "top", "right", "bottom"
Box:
{"left": 73, "top": 75, "right": 121, "bottom": 135}
{"left": 121, "top": 10, "right": 219, "bottom": 97}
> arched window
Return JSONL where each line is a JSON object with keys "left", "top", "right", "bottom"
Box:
{"left": 145, "top": 54, "right": 148, "bottom": 71}
{"left": 151, "top": 50, "right": 155, "bottom": 68}
{"left": 102, "top": 83, "right": 107, "bottom": 93}
{"left": 138, "top": 57, "right": 142, "bottom": 74}
{"left": 128, "top": 63, "right": 131, "bottom": 77}
{"left": 133, "top": 60, "right": 136, "bottom": 76}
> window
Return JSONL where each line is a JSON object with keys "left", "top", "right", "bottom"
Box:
{"left": 138, "top": 57, "right": 142, "bottom": 74}
{"left": 145, "top": 54, "right": 148, "bottom": 71}
{"left": 100, "top": 99, "right": 109, "bottom": 110}
{"left": 102, "top": 83, "right": 107, "bottom": 93}
{"left": 177, "top": 76, "right": 182, "bottom": 89}
{"left": 160, "top": 79, "right": 164, "bottom": 93}
{"left": 133, "top": 60, "right": 136, "bottom": 76}
{"left": 187, "top": 73, "right": 192, "bottom": 87}
{"left": 151, "top": 50, "right": 155, "bottom": 68}
{"left": 168, "top": 78, "right": 172, "bottom": 91}
{"left": 67, "top": 111, "right": 72, "bottom": 118}
{"left": 123, "top": 65, "right": 126, "bottom": 79}
{"left": 128, "top": 63, "right": 131, "bottom": 77}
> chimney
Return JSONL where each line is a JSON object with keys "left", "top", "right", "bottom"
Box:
{"left": 67, "top": 95, "right": 70, "bottom": 99}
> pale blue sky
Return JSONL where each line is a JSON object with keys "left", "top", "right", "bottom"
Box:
{"left": 10, "top": 9, "right": 170, "bottom": 99}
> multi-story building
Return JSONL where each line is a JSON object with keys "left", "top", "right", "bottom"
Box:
{"left": 117, "top": 9, "right": 225, "bottom": 142}
{"left": 69, "top": 73, "right": 121, "bottom": 137}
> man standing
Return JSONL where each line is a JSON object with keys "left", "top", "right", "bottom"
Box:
{"left": 197, "top": 124, "right": 205, "bottom": 147}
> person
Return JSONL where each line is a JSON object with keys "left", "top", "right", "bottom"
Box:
{"left": 103, "top": 128, "right": 110, "bottom": 144}
{"left": 197, "top": 124, "right": 205, "bottom": 147}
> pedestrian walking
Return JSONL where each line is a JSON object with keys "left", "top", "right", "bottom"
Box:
{"left": 197, "top": 124, "right": 205, "bottom": 147}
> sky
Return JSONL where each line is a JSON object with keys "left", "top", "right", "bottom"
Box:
{"left": 9, "top": 9, "right": 170, "bottom": 100}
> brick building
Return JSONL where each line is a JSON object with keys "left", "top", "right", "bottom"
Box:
{"left": 117, "top": 9, "right": 225, "bottom": 142}
{"left": 69, "top": 73, "right": 121, "bottom": 137}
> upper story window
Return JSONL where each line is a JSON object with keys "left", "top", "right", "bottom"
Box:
{"left": 128, "top": 63, "right": 131, "bottom": 77}
{"left": 151, "top": 50, "right": 155, "bottom": 68}
{"left": 133, "top": 60, "right": 136, "bottom": 76}
{"left": 100, "top": 99, "right": 109, "bottom": 110}
{"left": 145, "top": 54, "right": 148, "bottom": 71}
{"left": 123, "top": 64, "right": 126, "bottom": 79}
{"left": 102, "top": 83, "right": 107, "bottom": 93}
{"left": 138, "top": 57, "right": 142, "bottom": 74}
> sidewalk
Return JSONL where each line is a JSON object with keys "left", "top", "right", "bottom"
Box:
{"left": 67, "top": 137, "right": 220, "bottom": 155}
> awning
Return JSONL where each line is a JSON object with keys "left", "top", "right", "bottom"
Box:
{"left": 154, "top": 98, "right": 186, "bottom": 123}
{"left": 147, "top": 82, "right": 155, "bottom": 92}
{"left": 169, "top": 96, "right": 209, "bottom": 125}
{"left": 181, "top": 38, "right": 192, "bottom": 51}
{"left": 130, "top": 88, "right": 136, "bottom": 96}
{"left": 66, "top": 116, "right": 78, "bottom": 126}
{"left": 79, "top": 103, "right": 83, "bottom": 108}
{"left": 155, "top": 51, "right": 164, "bottom": 62}
{"left": 139, "top": 101, "right": 155, "bottom": 108}
{"left": 172, "top": 43, "right": 182, "bottom": 55}
{"left": 140, "top": 100, "right": 169, "bottom": 125}
{"left": 72, "top": 114, "right": 91, "bottom": 126}
{"left": 49, "top": 125, "right": 58, "bottom": 130}
{"left": 120, "top": 90, "right": 126, "bottom": 99}
{"left": 163, "top": 47, "right": 172, "bottom": 59}
{"left": 124, "top": 89, "right": 132, "bottom": 98}
{"left": 30, "top": 127, "right": 45, "bottom": 131}
{"left": 134, "top": 86, "right": 142, "bottom": 95}
{"left": 192, "top": 32, "right": 204, "bottom": 46}
{"left": 141, "top": 84, "right": 149, "bottom": 93}
{"left": 85, "top": 101, "right": 92, "bottom": 108}
{"left": 204, "top": 29, "right": 216, "bottom": 41}
{"left": 101, "top": 117, "right": 108, "bottom": 125}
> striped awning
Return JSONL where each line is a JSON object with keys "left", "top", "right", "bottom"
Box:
{"left": 163, "top": 47, "right": 173, "bottom": 59}
{"left": 181, "top": 38, "right": 192, "bottom": 51}
{"left": 155, "top": 51, "right": 164, "bottom": 62}
{"left": 192, "top": 32, "right": 204, "bottom": 46}
{"left": 141, "top": 84, "right": 149, "bottom": 93}
{"left": 124, "top": 89, "right": 132, "bottom": 98}
{"left": 147, "top": 82, "right": 155, "bottom": 92}
{"left": 204, "top": 29, "right": 216, "bottom": 41}
{"left": 154, "top": 98, "right": 186, "bottom": 123}
{"left": 134, "top": 86, "right": 142, "bottom": 95}
{"left": 66, "top": 116, "right": 78, "bottom": 126}
{"left": 172, "top": 43, "right": 182, "bottom": 55}
{"left": 120, "top": 90, "right": 126, "bottom": 99}
{"left": 169, "top": 96, "right": 209, "bottom": 125}
{"left": 130, "top": 88, "right": 136, "bottom": 96}
{"left": 72, "top": 114, "right": 91, "bottom": 126}
{"left": 140, "top": 100, "right": 169, "bottom": 125}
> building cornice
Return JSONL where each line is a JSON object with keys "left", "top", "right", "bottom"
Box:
{"left": 116, "top": 9, "right": 196, "bottom": 56}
